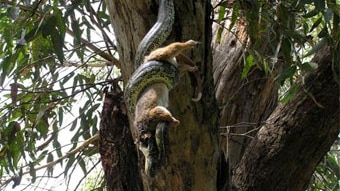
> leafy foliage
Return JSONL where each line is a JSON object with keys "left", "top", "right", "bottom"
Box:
{"left": 216, "top": 0, "right": 339, "bottom": 90}
{"left": 308, "top": 137, "right": 340, "bottom": 191}
{"left": 0, "top": 0, "right": 116, "bottom": 190}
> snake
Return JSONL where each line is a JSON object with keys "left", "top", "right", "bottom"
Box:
{"left": 123, "top": 0, "right": 175, "bottom": 176}
{"left": 134, "top": 0, "right": 174, "bottom": 69}
{"left": 124, "top": 60, "right": 179, "bottom": 115}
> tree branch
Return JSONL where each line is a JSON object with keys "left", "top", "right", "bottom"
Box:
{"left": 65, "top": 28, "right": 120, "bottom": 67}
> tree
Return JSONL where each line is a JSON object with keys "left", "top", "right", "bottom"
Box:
{"left": 0, "top": 0, "right": 339, "bottom": 190}
{"left": 104, "top": 0, "right": 339, "bottom": 190}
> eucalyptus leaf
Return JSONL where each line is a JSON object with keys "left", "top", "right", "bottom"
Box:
{"left": 242, "top": 54, "right": 255, "bottom": 79}
{"left": 275, "top": 65, "right": 297, "bottom": 85}
{"left": 64, "top": 155, "right": 75, "bottom": 177}
{"left": 304, "top": 37, "right": 328, "bottom": 57}
{"left": 216, "top": 5, "right": 226, "bottom": 43}
{"left": 77, "top": 156, "right": 87, "bottom": 175}
{"left": 281, "top": 84, "right": 299, "bottom": 103}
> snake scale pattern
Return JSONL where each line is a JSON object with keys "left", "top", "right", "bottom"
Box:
{"left": 134, "top": 0, "right": 175, "bottom": 69}
{"left": 124, "top": 0, "right": 176, "bottom": 176}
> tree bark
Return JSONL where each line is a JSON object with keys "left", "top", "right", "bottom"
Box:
{"left": 212, "top": 13, "right": 281, "bottom": 191}
{"left": 232, "top": 47, "right": 340, "bottom": 190}
{"left": 105, "top": 0, "right": 219, "bottom": 190}
{"left": 99, "top": 81, "right": 143, "bottom": 191}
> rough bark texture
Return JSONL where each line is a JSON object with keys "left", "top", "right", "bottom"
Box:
{"left": 105, "top": 0, "right": 219, "bottom": 190}
{"left": 212, "top": 17, "right": 280, "bottom": 191}
{"left": 233, "top": 47, "right": 339, "bottom": 190}
{"left": 99, "top": 81, "right": 143, "bottom": 191}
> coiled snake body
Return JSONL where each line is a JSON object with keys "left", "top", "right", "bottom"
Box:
{"left": 124, "top": 61, "right": 179, "bottom": 115}
{"left": 124, "top": 0, "right": 176, "bottom": 176}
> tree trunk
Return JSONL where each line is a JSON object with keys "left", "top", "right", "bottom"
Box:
{"left": 232, "top": 46, "right": 339, "bottom": 190}
{"left": 105, "top": 0, "right": 219, "bottom": 190}
{"left": 102, "top": 0, "right": 340, "bottom": 190}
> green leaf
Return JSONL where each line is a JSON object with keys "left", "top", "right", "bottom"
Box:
{"left": 50, "top": 29, "right": 65, "bottom": 64}
{"left": 70, "top": 119, "right": 78, "bottom": 131}
{"left": 300, "top": 62, "right": 318, "bottom": 71}
{"left": 304, "top": 37, "right": 328, "bottom": 57}
{"left": 36, "top": 106, "right": 47, "bottom": 122}
{"left": 42, "top": 17, "right": 54, "bottom": 38}
{"left": 97, "top": 11, "right": 109, "bottom": 20}
{"left": 92, "top": 115, "right": 98, "bottom": 135}
{"left": 217, "top": 5, "right": 225, "bottom": 24}
{"left": 229, "top": 2, "right": 240, "bottom": 30}
{"left": 71, "top": 17, "right": 84, "bottom": 62}
{"left": 326, "top": 155, "right": 340, "bottom": 175}
{"left": 47, "top": 153, "right": 54, "bottom": 176}
{"left": 61, "top": 71, "right": 75, "bottom": 85}
{"left": 71, "top": 128, "right": 81, "bottom": 146}
{"left": 35, "top": 119, "right": 49, "bottom": 137}
{"left": 263, "top": 60, "right": 270, "bottom": 76}
{"left": 275, "top": 65, "right": 297, "bottom": 85}
{"left": 281, "top": 37, "right": 292, "bottom": 61}
{"left": 53, "top": 139, "right": 63, "bottom": 158}
{"left": 303, "top": 9, "right": 319, "bottom": 18}
{"left": 216, "top": 5, "right": 226, "bottom": 43}
{"left": 53, "top": 8, "right": 66, "bottom": 35}
{"left": 8, "top": 140, "right": 21, "bottom": 169}
{"left": 318, "top": 26, "right": 329, "bottom": 38}
{"left": 242, "top": 54, "right": 255, "bottom": 79}
{"left": 36, "top": 150, "right": 49, "bottom": 164}
{"left": 42, "top": 14, "right": 65, "bottom": 64}
{"left": 72, "top": 75, "right": 79, "bottom": 94}
{"left": 29, "top": 162, "right": 36, "bottom": 183}
{"left": 64, "top": 155, "right": 75, "bottom": 177}
{"left": 280, "top": 84, "right": 299, "bottom": 103}
{"left": 24, "top": 26, "right": 42, "bottom": 44}
{"left": 77, "top": 156, "right": 87, "bottom": 175}
{"left": 309, "top": 17, "right": 323, "bottom": 32}
{"left": 58, "top": 107, "right": 63, "bottom": 127}
{"left": 83, "top": 147, "right": 97, "bottom": 157}
{"left": 87, "top": 103, "right": 100, "bottom": 115}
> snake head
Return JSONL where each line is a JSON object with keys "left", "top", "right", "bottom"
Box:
{"left": 136, "top": 119, "right": 172, "bottom": 177}
{"left": 139, "top": 135, "right": 160, "bottom": 177}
